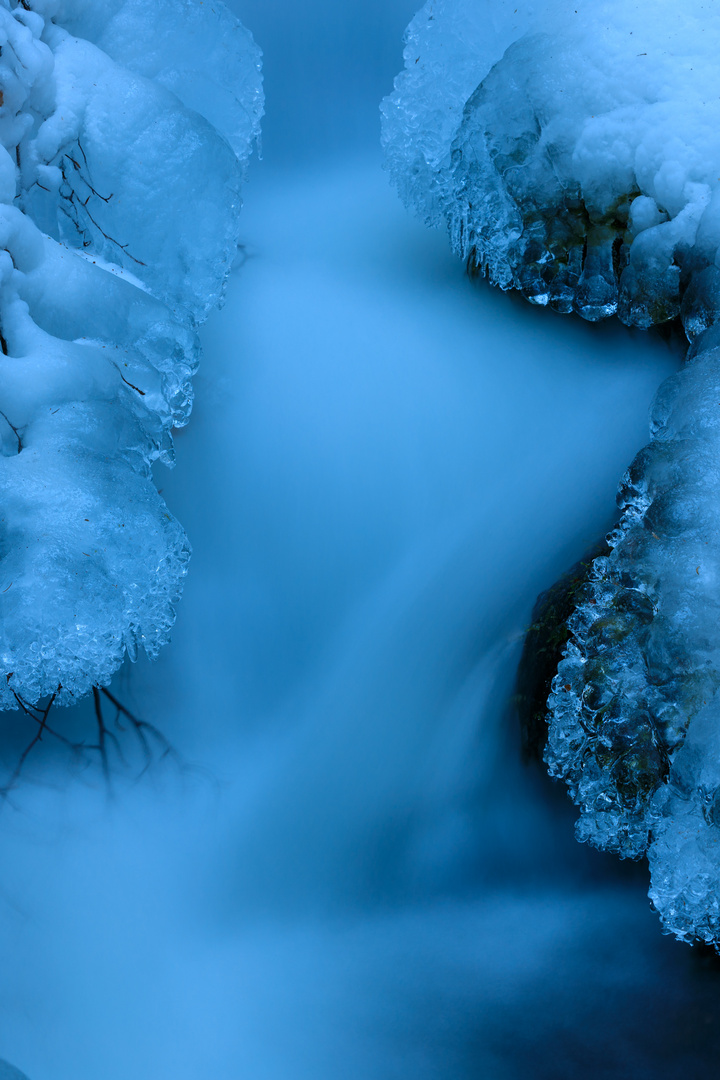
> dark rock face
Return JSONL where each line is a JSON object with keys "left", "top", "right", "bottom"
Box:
{"left": 516, "top": 539, "right": 610, "bottom": 763}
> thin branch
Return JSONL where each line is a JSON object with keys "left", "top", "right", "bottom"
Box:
{"left": 1, "top": 680, "right": 178, "bottom": 798}
{"left": 0, "top": 686, "right": 59, "bottom": 797}
{"left": 100, "top": 686, "right": 179, "bottom": 766}
{"left": 110, "top": 360, "right": 146, "bottom": 396}
{"left": 91, "top": 686, "right": 125, "bottom": 782}
{"left": 59, "top": 152, "right": 146, "bottom": 267}
{"left": 0, "top": 409, "right": 22, "bottom": 453}
{"left": 65, "top": 155, "right": 113, "bottom": 202}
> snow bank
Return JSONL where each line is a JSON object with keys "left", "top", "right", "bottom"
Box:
{"left": 0, "top": 0, "right": 262, "bottom": 707}
{"left": 382, "top": 0, "right": 720, "bottom": 331}
{"left": 384, "top": 0, "right": 720, "bottom": 946}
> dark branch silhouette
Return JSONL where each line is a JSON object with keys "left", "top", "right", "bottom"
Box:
{"left": 1, "top": 683, "right": 179, "bottom": 798}
{"left": 57, "top": 145, "right": 147, "bottom": 267}
{"left": 1, "top": 686, "right": 60, "bottom": 797}
{"left": 0, "top": 409, "right": 23, "bottom": 453}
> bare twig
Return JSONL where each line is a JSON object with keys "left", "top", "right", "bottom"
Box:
{"left": 110, "top": 361, "right": 146, "bottom": 396}
{"left": 59, "top": 148, "right": 147, "bottom": 267}
{"left": 0, "top": 409, "right": 22, "bottom": 453}
{"left": 65, "top": 155, "right": 114, "bottom": 202}
{"left": 0, "top": 686, "right": 60, "bottom": 796}
{"left": 99, "top": 686, "right": 179, "bottom": 769}
{"left": 91, "top": 686, "right": 124, "bottom": 783}
{"left": 1, "top": 681, "right": 178, "bottom": 797}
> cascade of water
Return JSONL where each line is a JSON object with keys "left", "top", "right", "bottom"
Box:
{"left": 3, "top": 3, "right": 720, "bottom": 1078}
{"left": 0, "top": 156, "right": 679, "bottom": 1080}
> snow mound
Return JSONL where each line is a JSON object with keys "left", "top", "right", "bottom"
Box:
{"left": 385, "top": 0, "right": 720, "bottom": 946}
{"left": 382, "top": 0, "right": 720, "bottom": 331}
{"left": 0, "top": 0, "right": 262, "bottom": 708}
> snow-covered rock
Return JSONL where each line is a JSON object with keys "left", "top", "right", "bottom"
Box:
{"left": 384, "top": 0, "right": 720, "bottom": 946}
{"left": 0, "top": 0, "right": 262, "bottom": 707}
{"left": 382, "top": 0, "right": 720, "bottom": 331}
{"left": 546, "top": 333, "right": 720, "bottom": 943}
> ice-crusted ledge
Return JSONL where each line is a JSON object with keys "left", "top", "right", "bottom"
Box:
{"left": 383, "top": 1, "right": 720, "bottom": 335}
{"left": 0, "top": 0, "right": 262, "bottom": 708}
{"left": 548, "top": 329, "right": 720, "bottom": 942}
{"left": 384, "top": 0, "right": 720, "bottom": 945}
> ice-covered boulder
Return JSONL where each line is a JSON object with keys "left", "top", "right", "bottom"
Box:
{"left": 384, "top": 0, "right": 720, "bottom": 946}
{"left": 382, "top": 0, "right": 720, "bottom": 332}
{"left": 546, "top": 334, "right": 720, "bottom": 943}
{"left": 0, "top": 0, "right": 262, "bottom": 707}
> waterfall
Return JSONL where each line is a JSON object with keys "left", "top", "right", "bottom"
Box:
{"left": 2, "top": 2, "right": 720, "bottom": 1078}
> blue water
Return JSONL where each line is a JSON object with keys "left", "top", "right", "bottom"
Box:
{"left": 0, "top": 3, "right": 716, "bottom": 1078}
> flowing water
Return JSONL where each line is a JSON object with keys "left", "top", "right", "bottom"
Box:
{"left": 0, "top": 3, "right": 717, "bottom": 1077}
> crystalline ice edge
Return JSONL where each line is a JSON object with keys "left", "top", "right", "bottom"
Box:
{"left": 0, "top": 0, "right": 262, "bottom": 708}
{"left": 383, "top": 0, "right": 720, "bottom": 332}
{"left": 383, "top": 1, "right": 720, "bottom": 946}
{"left": 547, "top": 332, "right": 720, "bottom": 943}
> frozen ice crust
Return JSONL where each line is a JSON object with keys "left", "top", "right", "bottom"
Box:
{"left": 385, "top": 0, "right": 720, "bottom": 946}
{"left": 383, "top": 0, "right": 720, "bottom": 332}
{"left": 0, "top": 0, "right": 262, "bottom": 707}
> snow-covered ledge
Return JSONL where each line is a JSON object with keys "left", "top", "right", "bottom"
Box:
{"left": 0, "top": 0, "right": 262, "bottom": 708}
{"left": 383, "top": 0, "right": 720, "bottom": 946}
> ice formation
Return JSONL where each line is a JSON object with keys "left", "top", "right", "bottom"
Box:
{"left": 383, "top": 1, "right": 720, "bottom": 945}
{"left": 0, "top": 0, "right": 262, "bottom": 708}
{"left": 382, "top": 0, "right": 720, "bottom": 331}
